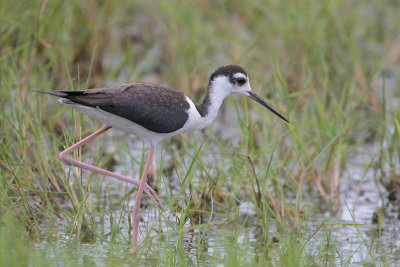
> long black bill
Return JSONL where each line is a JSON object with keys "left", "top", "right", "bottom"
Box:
{"left": 248, "top": 91, "right": 289, "bottom": 123}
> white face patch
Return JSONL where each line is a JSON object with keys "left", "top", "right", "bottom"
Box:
{"left": 231, "top": 72, "right": 251, "bottom": 95}
{"left": 233, "top": 72, "right": 247, "bottom": 80}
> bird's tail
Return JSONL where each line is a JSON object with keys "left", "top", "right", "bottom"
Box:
{"left": 35, "top": 90, "right": 68, "bottom": 97}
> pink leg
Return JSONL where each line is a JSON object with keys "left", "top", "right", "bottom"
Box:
{"left": 132, "top": 144, "right": 154, "bottom": 251}
{"left": 59, "top": 126, "right": 161, "bottom": 207}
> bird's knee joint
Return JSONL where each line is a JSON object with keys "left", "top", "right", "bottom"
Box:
{"left": 59, "top": 153, "right": 71, "bottom": 165}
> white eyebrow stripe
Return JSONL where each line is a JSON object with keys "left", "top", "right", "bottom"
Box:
{"left": 233, "top": 73, "right": 247, "bottom": 79}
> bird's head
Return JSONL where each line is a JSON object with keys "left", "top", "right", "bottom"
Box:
{"left": 208, "top": 65, "right": 289, "bottom": 123}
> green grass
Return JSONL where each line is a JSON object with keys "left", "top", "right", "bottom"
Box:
{"left": 1, "top": 0, "right": 400, "bottom": 265}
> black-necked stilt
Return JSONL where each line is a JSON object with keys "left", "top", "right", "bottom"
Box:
{"left": 38, "top": 64, "right": 289, "bottom": 250}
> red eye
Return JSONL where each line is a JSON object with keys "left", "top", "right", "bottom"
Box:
{"left": 236, "top": 77, "right": 246, "bottom": 85}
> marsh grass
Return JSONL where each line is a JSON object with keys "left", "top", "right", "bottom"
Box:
{"left": 1, "top": 0, "right": 399, "bottom": 265}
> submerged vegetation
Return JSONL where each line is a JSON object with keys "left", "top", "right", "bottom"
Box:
{"left": 1, "top": 0, "right": 399, "bottom": 265}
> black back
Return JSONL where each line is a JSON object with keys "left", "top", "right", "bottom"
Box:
{"left": 53, "top": 83, "right": 190, "bottom": 133}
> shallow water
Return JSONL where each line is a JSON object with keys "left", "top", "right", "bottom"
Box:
{"left": 41, "top": 125, "right": 400, "bottom": 266}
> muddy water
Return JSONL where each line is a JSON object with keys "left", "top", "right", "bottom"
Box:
{"left": 303, "top": 142, "right": 400, "bottom": 264}
{"left": 45, "top": 123, "right": 399, "bottom": 266}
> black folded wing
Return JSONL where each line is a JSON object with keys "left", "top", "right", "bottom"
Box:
{"left": 46, "top": 83, "right": 191, "bottom": 133}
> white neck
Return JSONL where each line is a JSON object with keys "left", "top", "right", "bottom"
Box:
{"left": 207, "top": 76, "right": 232, "bottom": 116}
{"left": 191, "top": 76, "right": 232, "bottom": 130}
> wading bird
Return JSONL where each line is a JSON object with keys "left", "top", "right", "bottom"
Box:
{"left": 38, "top": 65, "right": 289, "bottom": 250}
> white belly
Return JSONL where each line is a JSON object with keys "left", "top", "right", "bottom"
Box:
{"left": 62, "top": 101, "right": 182, "bottom": 143}
{"left": 59, "top": 95, "right": 218, "bottom": 143}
